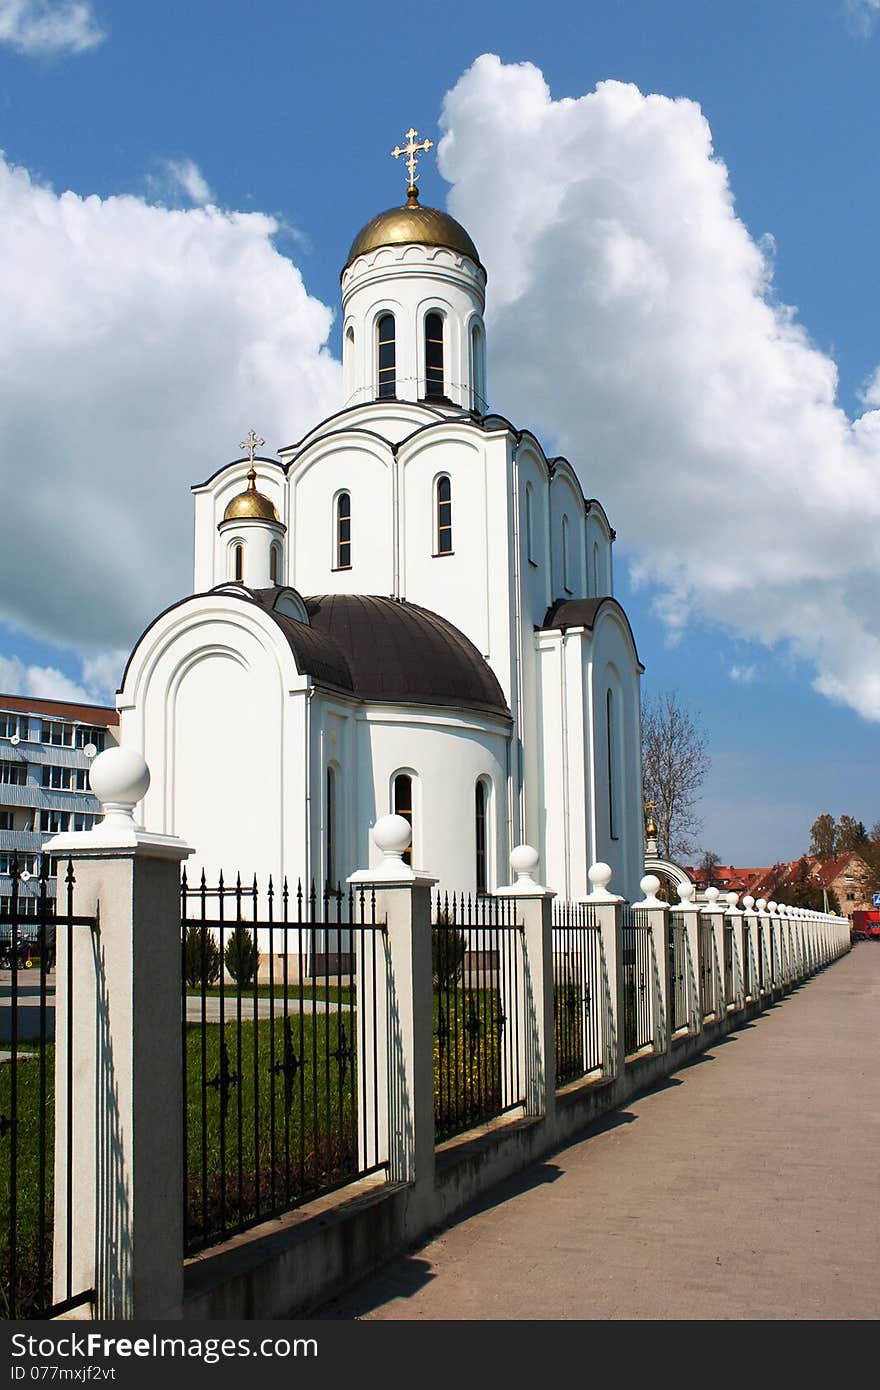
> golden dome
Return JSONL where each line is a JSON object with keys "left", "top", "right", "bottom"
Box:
{"left": 222, "top": 467, "right": 280, "bottom": 524}
{"left": 344, "top": 190, "right": 482, "bottom": 274}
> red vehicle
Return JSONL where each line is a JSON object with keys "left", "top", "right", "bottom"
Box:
{"left": 852, "top": 910, "right": 880, "bottom": 942}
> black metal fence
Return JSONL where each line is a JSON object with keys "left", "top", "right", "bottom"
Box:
{"left": 552, "top": 901, "right": 604, "bottom": 1087}
{"left": 698, "top": 918, "right": 717, "bottom": 1019}
{"left": 622, "top": 907, "right": 653, "bottom": 1055}
{"left": 181, "top": 872, "right": 387, "bottom": 1256}
{"left": 668, "top": 912, "right": 689, "bottom": 1032}
{"left": 432, "top": 894, "right": 524, "bottom": 1143}
{"left": 1, "top": 856, "right": 95, "bottom": 1319}
{"left": 723, "top": 922, "right": 734, "bottom": 1005}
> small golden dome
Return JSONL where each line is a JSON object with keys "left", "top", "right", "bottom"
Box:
{"left": 344, "top": 189, "right": 482, "bottom": 275}
{"left": 222, "top": 467, "right": 280, "bottom": 524}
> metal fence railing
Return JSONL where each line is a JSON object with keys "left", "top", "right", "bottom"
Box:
{"left": 180, "top": 872, "right": 388, "bottom": 1256}
{"left": 668, "top": 913, "right": 689, "bottom": 1032}
{"left": 552, "top": 901, "right": 604, "bottom": 1087}
{"left": 622, "top": 907, "right": 653, "bottom": 1056}
{"left": 1, "top": 856, "right": 95, "bottom": 1320}
{"left": 698, "top": 918, "right": 716, "bottom": 1019}
{"left": 432, "top": 894, "right": 524, "bottom": 1144}
{"left": 723, "top": 922, "right": 734, "bottom": 1006}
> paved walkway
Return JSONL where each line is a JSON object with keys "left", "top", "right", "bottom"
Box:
{"left": 318, "top": 944, "right": 880, "bottom": 1321}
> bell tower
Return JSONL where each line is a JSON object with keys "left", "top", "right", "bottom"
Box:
{"left": 340, "top": 129, "right": 488, "bottom": 413}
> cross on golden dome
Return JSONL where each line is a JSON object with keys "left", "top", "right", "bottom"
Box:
{"left": 391, "top": 127, "right": 433, "bottom": 201}
{"left": 239, "top": 429, "right": 265, "bottom": 472}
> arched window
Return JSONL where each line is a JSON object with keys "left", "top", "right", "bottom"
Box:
{"left": 424, "top": 312, "right": 444, "bottom": 398}
{"left": 270, "top": 542, "right": 282, "bottom": 586}
{"left": 393, "top": 773, "right": 413, "bottom": 867}
{"left": 592, "top": 541, "right": 600, "bottom": 596}
{"left": 562, "top": 515, "right": 571, "bottom": 592}
{"left": 606, "top": 689, "right": 617, "bottom": 840}
{"left": 336, "top": 492, "right": 351, "bottom": 569}
{"left": 470, "top": 321, "right": 485, "bottom": 412}
{"left": 475, "top": 780, "right": 488, "bottom": 894}
{"left": 377, "top": 314, "right": 396, "bottom": 398}
{"left": 326, "top": 766, "right": 336, "bottom": 889}
{"left": 525, "top": 484, "right": 536, "bottom": 564}
{"left": 233, "top": 543, "right": 244, "bottom": 583}
{"left": 435, "top": 476, "right": 452, "bottom": 555}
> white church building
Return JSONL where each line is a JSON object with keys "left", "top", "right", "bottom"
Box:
{"left": 118, "top": 136, "right": 645, "bottom": 900}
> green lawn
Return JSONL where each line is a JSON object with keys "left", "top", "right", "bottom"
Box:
{"left": 0, "top": 1044, "right": 53, "bottom": 1318}
{"left": 183, "top": 1007, "right": 361, "bottom": 1251}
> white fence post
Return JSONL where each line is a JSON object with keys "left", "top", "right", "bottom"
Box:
{"left": 723, "top": 891, "right": 743, "bottom": 1011}
{"left": 631, "top": 875, "right": 669, "bottom": 1055}
{"left": 46, "top": 748, "right": 191, "bottom": 1320}
{"left": 581, "top": 863, "right": 624, "bottom": 1080}
{"left": 497, "top": 846, "right": 555, "bottom": 1121}
{"left": 740, "top": 895, "right": 759, "bottom": 1001}
{"left": 349, "top": 816, "right": 436, "bottom": 1191}
{"left": 674, "top": 882, "right": 703, "bottom": 1034}
{"left": 701, "top": 887, "right": 726, "bottom": 1021}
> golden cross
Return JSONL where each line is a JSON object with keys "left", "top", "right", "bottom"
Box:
{"left": 239, "top": 429, "right": 265, "bottom": 466}
{"left": 391, "top": 127, "right": 433, "bottom": 194}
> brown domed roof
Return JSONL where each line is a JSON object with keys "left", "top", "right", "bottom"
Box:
{"left": 248, "top": 589, "right": 509, "bottom": 718}
{"left": 344, "top": 196, "right": 482, "bottom": 274}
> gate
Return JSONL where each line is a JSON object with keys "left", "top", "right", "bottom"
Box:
{"left": 668, "top": 913, "right": 689, "bottom": 1032}
{"left": 1, "top": 857, "right": 96, "bottom": 1319}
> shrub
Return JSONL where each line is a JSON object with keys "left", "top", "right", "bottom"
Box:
{"left": 432, "top": 920, "right": 466, "bottom": 989}
{"left": 183, "top": 924, "right": 221, "bottom": 988}
{"left": 223, "top": 924, "right": 260, "bottom": 986}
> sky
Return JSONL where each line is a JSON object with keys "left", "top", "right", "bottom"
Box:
{"left": 0, "top": 0, "right": 878, "bottom": 866}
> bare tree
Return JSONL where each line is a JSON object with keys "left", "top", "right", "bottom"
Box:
{"left": 696, "top": 850, "right": 722, "bottom": 888}
{"left": 641, "top": 691, "right": 710, "bottom": 861}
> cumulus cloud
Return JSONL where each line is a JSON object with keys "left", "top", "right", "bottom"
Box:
{"left": 440, "top": 56, "right": 880, "bottom": 720}
{"left": 0, "top": 150, "right": 340, "bottom": 683}
{"left": 154, "top": 158, "right": 214, "bottom": 207}
{"left": 0, "top": 0, "right": 104, "bottom": 56}
{"left": 729, "top": 665, "right": 756, "bottom": 686}
{"left": 844, "top": 1, "right": 880, "bottom": 37}
{"left": 0, "top": 653, "right": 90, "bottom": 703}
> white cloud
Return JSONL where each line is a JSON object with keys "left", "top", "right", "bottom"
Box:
{"left": 440, "top": 56, "right": 880, "bottom": 721}
{"left": 0, "top": 150, "right": 340, "bottom": 660}
{"left": 0, "top": 653, "right": 90, "bottom": 703}
{"left": 844, "top": 1, "right": 880, "bottom": 37}
{"left": 729, "top": 664, "right": 756, "bottom": 686}
{"left": 0, "top": 0, "right": 104, "bottom": 56}
{"left": 155, "top": 158, "right": 214, "bottom": 207}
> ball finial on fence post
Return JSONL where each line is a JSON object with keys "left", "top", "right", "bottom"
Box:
{"left": 89, "top": 747, "right": 151, "bottom": 828}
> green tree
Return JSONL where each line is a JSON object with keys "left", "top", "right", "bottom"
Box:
{"left": 432, "top": 920, "right": 467, "bottom": 989}
{"left": 223, "top": 924, "right": 260, "bottom": 986}
{"left": 183, "top": 924, "right": 221, "bottom": 988}
{"left": 809, "top": 813, "right": 838, "bottom": 858}
{"left": 837, "top": 814, "right": 869, "bottom": 852}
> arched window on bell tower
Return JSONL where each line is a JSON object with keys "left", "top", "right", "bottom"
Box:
{"left": 435, "top": 475, "right": 452, "bottom": 555}
{"left": 335, "top": 491, "right": 352, "bottom": 570}
{"left": 270, "top": 542, "right": 282, "bottom": 586}
{"left": 424, "top": 312, "right": 444, "bottom": 399}
{"left": 377, "top": 314, "right": 396, "bottom": 399}
{"left": 393, "top": 773, "right": 414, "bottom": 867}
{"left": 233, "top": 543, "right": 244, "bottom": 583}
{"left": 471, "top": 320, "right": 486, "bottom": 412}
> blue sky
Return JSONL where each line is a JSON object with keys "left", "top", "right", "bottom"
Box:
{"left": 0, "top": 0, "right": 878, "bottom": 865}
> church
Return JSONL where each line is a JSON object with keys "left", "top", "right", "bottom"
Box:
{"left": 117, "top": 131, "right": 645, "bottom": 901}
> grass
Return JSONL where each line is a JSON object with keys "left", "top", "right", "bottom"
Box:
{"left": 0, "top": 1043, "right": 53, "bottom": 1318}
{"left": 183, "top": 1006, "right": 362, "bottom": 1251}
{"left": 433, "top": 987, "right": 506, "bottom": 1142}
{"left": 185, "top": 983, "right": 353, "bottom": 1004}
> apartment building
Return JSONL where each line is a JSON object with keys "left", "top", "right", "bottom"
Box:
{"left": 0, "top": 694, "right": 119, "bottom": 919}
